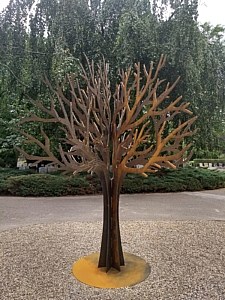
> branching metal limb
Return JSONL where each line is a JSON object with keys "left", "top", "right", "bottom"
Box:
{"left": 18, "top": 57, "right": 112, "bottom": 175}
{"left": 112, "top": 55, "right": 196, "bottom": 177}
{"left": 17, "top": 54, "right": 197, "bottom": 272}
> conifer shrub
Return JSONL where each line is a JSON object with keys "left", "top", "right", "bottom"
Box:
{"left": 1, "top": 167, "right": 225, "bottom": 197}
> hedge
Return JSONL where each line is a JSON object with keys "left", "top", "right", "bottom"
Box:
{"left": 0, "top": 167, "right": 225, "bottom": 197}
{"left": 6, "top": 174, "right": 96, "bottom": 197}
{"left": 122, "top": 167, "right": 225, "bottom": 193}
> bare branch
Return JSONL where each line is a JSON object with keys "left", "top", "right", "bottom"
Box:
{"left": 18, "top": 55, "right": 196, "bottom": 179}
{"left": 18, "top": 57, "right": 112, "bottom": 174}
{"left": 112, "top": 55, "right": 196, "bottom": 176}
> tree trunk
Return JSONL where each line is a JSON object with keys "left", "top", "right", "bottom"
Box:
{"left": 98, "top": 171, "right": 125, "bottom": 272}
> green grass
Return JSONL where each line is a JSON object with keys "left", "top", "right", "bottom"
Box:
{"left": 0, "top": 167, "right": 225, "bottom": 197}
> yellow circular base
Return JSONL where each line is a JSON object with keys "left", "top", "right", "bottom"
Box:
{"left": 72, "top": 252, "right": 150, "bottom": 288}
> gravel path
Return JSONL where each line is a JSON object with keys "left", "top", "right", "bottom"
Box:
{"left": 0, "top": 221, "right": 225, "bottom": 299}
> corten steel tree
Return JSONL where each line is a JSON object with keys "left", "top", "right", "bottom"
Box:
{"left": 17, "top": 55, "right": 196, "bottom": 272}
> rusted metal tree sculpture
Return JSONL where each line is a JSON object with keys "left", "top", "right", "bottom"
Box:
{"left": 17, "top": 55, "right": 196, "bottom": 273}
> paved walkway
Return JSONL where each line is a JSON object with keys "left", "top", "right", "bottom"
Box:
{"left": 1, "top": 189, "right": 225, "bottom": 231}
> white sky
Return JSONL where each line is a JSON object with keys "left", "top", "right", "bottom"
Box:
{"left": 198, "top": 0, "right": 225, "bottom": 26}
{"left": 0, "top": 0, "right": 224, "bottom": 26}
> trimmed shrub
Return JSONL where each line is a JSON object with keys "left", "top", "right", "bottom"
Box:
{"left": 121, "top": 167, "right": 225, "bottom": 193}
{"left": 1, "top": 167, "right": 225, "bottom": 197}
{"left": 6, "top": 174, "right": 95, "bottom": 197}
{"left": 0, "top": 168, "right": 36, "bottom": 195}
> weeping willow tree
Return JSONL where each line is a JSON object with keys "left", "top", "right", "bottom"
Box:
{"left": 0, "top": 0, "right": 224, "bottom": 166}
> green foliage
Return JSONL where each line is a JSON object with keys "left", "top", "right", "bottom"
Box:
{"left": 193, "top": 149, "right": 221, "bottom": 159}
{"left": 122, "top": 167, "right": 225, "bottom": 193}
{"left": 6, "top": 173, "right": 94, "bottom": 197}
{"left": 0, "top": 0, "right": 225, "bottom": 158}
{"left": 0, "top": 149, "right": 18, "bottom": 167}
{"left": 0, "top": 167, "right": 35, "bottom": 194}
{"left": 0, "top": 167, "right": 225, "bottom": 196}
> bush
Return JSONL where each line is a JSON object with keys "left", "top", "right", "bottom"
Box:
{"left": 0, "top": 168, "right": 36, "bottom": 195}
{"left": 0, "top": 149, "right": 18, "bottom": 168}
{"left": 193, "top": 149, "right": 221, "bottom": 159}
{"left": 1, "top": 167, "right": 225, "bottom": 197}
{"left": 6, "top": 174, "right": 96, "bottom": 197}
{"left": 121, "top": 167, "right": 225, "bottom": 193}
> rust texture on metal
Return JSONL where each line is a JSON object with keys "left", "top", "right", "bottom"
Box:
{"left": 72, "top": 252, "right": 150, "bottom": 288}
{"left": 18, "top": 55, "right": 196, "bottom": 272}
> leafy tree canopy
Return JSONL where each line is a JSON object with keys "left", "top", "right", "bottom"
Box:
{"left": 0, "top": 0, "right": 225, "bottom": 163}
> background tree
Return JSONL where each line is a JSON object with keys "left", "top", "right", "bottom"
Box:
{"left": 0, "top": 0, "right": 224, "bottom": 165}
{"left": 17, "top": 55, "right": 196, "bottom": 271}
